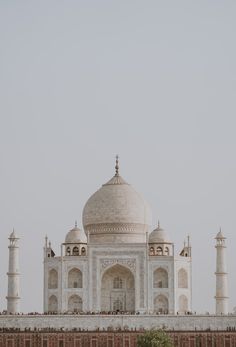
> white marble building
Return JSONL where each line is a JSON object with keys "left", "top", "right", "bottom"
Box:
{"left": 43, "top": 158, "right": 192, "bottom": 315}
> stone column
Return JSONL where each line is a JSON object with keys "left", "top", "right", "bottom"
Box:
{"left": 6, "top": 230, "right": 20, "bottom": 314}
{"left": 215, "top": 229, "right": 228, "bottom": 315}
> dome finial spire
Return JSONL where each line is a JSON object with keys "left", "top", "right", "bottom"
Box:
{"left": 115, "top": 155, "right": 119, "bottom": 176}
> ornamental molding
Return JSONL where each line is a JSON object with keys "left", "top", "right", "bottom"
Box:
{"left": 85, "top": 223, "right": 148, "bottom": 234}
{"left": 100, "top": 258, "right": 136, "bottom": 273}
{"left": 152, "top": 264, "right": 169, "bottom": 272}
{"left": 91, "top": 250, "right": 145, "bottom": 309}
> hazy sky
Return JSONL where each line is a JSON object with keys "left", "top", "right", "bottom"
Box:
{"left": 0, "top": 1, "right": 236, "bottom": 313}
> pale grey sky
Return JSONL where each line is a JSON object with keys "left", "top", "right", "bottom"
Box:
{"left": 0, "top": 1, "right": 236, "bottom": 313}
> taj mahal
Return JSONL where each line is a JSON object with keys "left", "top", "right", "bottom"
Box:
{"left": 43, "top": 157, "right": 192, "bottom": 315}
{"left": 2, "top": 157, "right": 235, "bottom": 347}
{"left": 5, "top": 157, "right": 228, "bottom": 318}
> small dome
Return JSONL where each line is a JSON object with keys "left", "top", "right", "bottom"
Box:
{"left": 149, "top": 222, "right": 171, "bottom": 243}
{"left": 65, "top": 223, "right": 87, "bottom": 244}
{"left": 216, "top": 228, "right": 226, "bottom": 239}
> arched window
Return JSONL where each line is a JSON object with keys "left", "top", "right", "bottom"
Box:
{"left": 179, "top": 295, "right": 188, "bottom": 313}
{"left": 48, "top": 295, "right": 58, "bottom": 312}
{"left": 113, "top": 277, "right": 123, "bottom": 289}
{"left": 156, "top": 246, "right": 163, "bottom": 256}
{"left": 154, "top": 295, "right": 168, "bottom": 314}
{"left": 66, "top": 247, "right": 71, "bottom": 256}
{"left": 48, "top": 269, "right": 58, "bottom": 289}
{"left": 68, "top": 295, "right": 82, "bottom": 312}
{"left": 81, "top": 247, "right": 86, "bottom": 256}
{"left": 164, "top": 247, "right": 169, "bottom": 256}
{"left": 153, "top": 268, "right": 168, "bottom": 288}
{"left": 178, "top": 268, "right": 188, "bottom": 288}
{"left": 149, "top": 247, "right": 155, "bottom": 256}
{"left": 72, "top": 247, "right": 79, "bottom": 256}
{"left": 113, "top": 299, "right": 123, "bottom": 311}
{"left": 68, "top": 268, "right": 82, "bottom": 288}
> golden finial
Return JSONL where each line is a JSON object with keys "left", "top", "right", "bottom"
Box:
{"left": 115, "top": 155, "right": 119, "bottom": 176}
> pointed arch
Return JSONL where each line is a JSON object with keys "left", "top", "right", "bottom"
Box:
{"left": 179, "top": 295, "right": 188, "bottom": 313}
{"left": 68, "top": 295, "right": 82, "bottom": 312}
{"left": 153, "top": 268, "right": 168, "bottom": 288}
{"left": 149, "top": 247, "right": 155, "bottom": 256}
{"left": 48, "top": 295, "right": 58, "bottom": 312}
{"left": 81, "top": 247, "right": 86, "bottom": 255}
{"left": 68, "top": 268, "right": 83, "bottom": 288}
{"left": 178, "top": 268, "right": 188, "bottom": 288}
{"left": 164, "top": 247, "right": 170, "bottom": 256}
{"left": 72, "top": 246, "right": 79, "bottom": 256}
{"left": 154, "top": 294, "right": 168, "bottom": 314}
{"left": 48, "top": 269, "right": 58, "bottom": 289}
{"left": 101, "top": 264, "right": 135, "bottom": 312}
{"left": 156, "top": 246, "right": 163, "bottom": 256}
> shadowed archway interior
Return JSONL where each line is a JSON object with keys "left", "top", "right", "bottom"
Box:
{"left": 101, "top": 264, "right": 135, "bottom": 312}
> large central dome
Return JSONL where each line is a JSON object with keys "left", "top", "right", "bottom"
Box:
{"left": 82, "top": 159, "right": 152, "bottom": 243}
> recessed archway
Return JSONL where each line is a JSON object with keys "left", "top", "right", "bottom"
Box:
{"left": 178, "top": 268, "right": 188, "bottom": 288}
{"left": 48, "top": 269, "right": 58, "bottom": 289}
{"left": 68, "top": 295, "right": 82, "bottom": 312}
{"left": 153, "top": 268, "right": 168, "bottom": 288}
{"left": 101, "top": 264, "right": 135, "bottom": 312}
{"left": 68, "top": 268, "right": 82, "bottom": 288}
{"left": 179, "top": 295, "right": 188, "bottom": 313}
{"left": 48, "top": 295, "right": 58, "bottom": 312}
{"left": 154, "top": 294, "right": 169, "bottom": 314}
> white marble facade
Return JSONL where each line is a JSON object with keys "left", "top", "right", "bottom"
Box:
{"left": 44, "top": 159, "right": 192, "bottom": 314}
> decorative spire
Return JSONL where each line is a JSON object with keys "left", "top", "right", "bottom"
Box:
{"left": 216, "top": 226, "right": 225, "bottom": 239}
{"left": 45, "top": 235, "right": 48, "bottom": 247}
{"left": 75, "top": 220, "right": 78, "bottom": 228}
{"left": 157, "top": 220, "right": 160, "bottom": 229}
{"left": 9, "top": 228, "right": 18, "bottom": 240}
{"left": 115, "top": 155, "right": 119, "bottom": 176}
{"left": 187, "top": 234, "right": 190, "bottom": 248}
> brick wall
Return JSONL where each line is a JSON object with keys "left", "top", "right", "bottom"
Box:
{"left": 1, "top": 330, "right": 236, "bottom": 347}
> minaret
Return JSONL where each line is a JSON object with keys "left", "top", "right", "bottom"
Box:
{"left": 6, "top": 230, "right": 20, "bottom": 314}
{"left": 215, "top": 229, "right": 228, "bottom": 315}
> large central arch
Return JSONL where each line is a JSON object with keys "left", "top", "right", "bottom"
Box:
{"left": 101, "top": 264, "right": 135, "bottom": 312}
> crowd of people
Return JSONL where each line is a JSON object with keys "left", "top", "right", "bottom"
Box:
{"left": 0, "top": 310, "right": 233, "bottom": 316}
{"left": 0, "top": 310, "right": 195, "bottom": 315}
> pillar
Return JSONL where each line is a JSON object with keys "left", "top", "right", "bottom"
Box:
{"left": 215, "top": 229, "right": 228, "bottom": 315}
{"left": 6, "top": 230, "right": 20, "bottom": 314}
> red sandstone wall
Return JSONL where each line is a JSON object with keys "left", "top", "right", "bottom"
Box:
{"left": 0, "top": 331, "right": 236, "bottom": 347}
